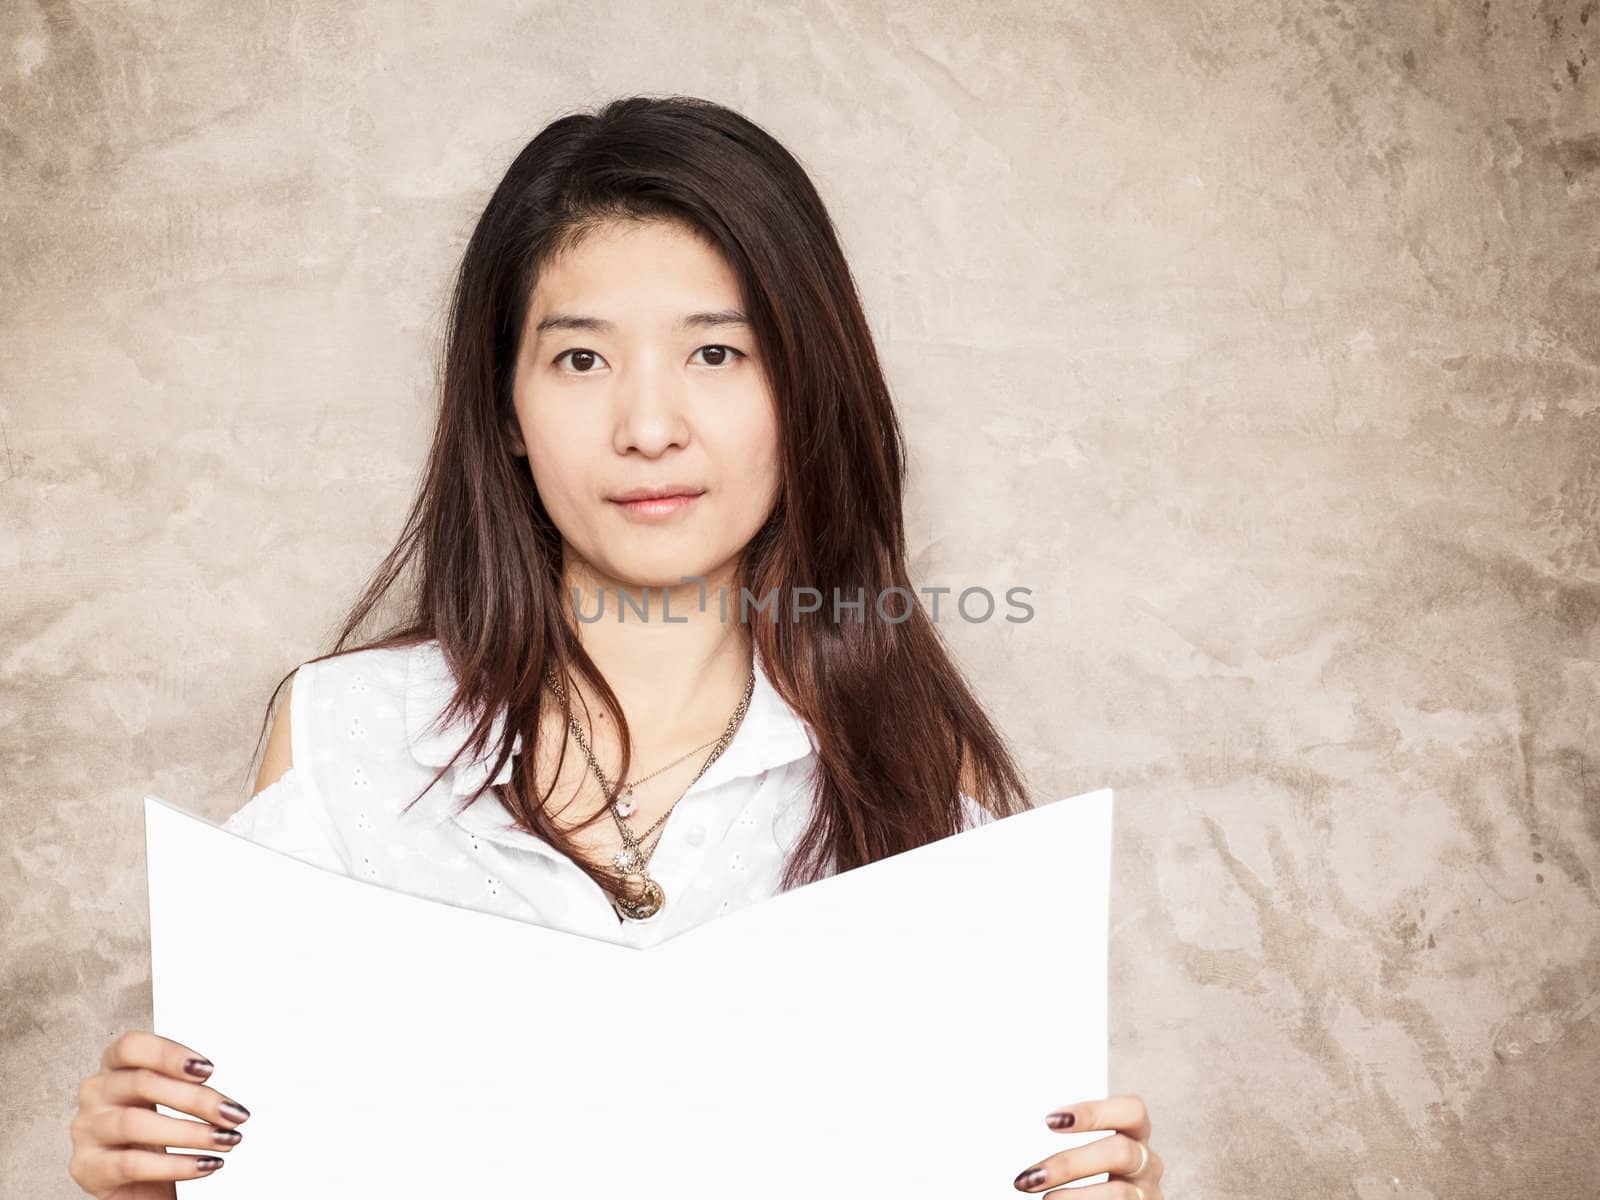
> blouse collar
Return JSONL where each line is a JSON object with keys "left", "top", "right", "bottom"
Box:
{"left": 400, "top": 638, "right": 816, "bottom": 852}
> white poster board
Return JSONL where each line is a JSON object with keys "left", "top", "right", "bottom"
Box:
{"left": 144, "top": 787, "right": 1115, "bottom": 1197}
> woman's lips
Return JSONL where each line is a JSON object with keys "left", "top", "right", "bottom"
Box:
{"left": 610, "top": 492, "right": 703, "bottom": 519}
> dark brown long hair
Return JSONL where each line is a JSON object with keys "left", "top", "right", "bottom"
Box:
{"left": 250, "top": 94, "right": 1031, "bottom": 908}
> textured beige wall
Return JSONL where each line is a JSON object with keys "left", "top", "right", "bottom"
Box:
{"left": 5, "top": 1, "right": 1598, "bottom": 1196}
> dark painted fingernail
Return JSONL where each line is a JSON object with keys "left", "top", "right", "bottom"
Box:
{"left": 184, "top": 1057, "right": 214, "bottom": 1079}
{"left": 195, "top": 1157, "right": 224, "bottom": 1171}
{"left": 212, "top": 1127, "right": 244, "bottom": 1146}
{"left": 1014, "top": 1166, "right": 1048, "bottom": 1189}
{"left": 1046, "top": 1109, "right": 1076, "bottom": 1129}
{"left": 218, "top": 1099, "right": 251, "bottom": 1124}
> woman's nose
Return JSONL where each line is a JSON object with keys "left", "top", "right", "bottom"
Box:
{"left": 612, "top": 365, "right": 690, "bottom": 455}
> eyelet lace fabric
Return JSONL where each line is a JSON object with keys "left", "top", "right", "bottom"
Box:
{"left": 223, "top": 639, "right": 993, "bottom": 949}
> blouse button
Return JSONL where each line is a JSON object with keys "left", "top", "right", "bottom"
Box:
{"left": 686, "top": 824, "right": 706, "bottom": 846}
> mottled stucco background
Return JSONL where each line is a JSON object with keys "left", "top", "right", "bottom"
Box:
{"left": 4, "top": 1, "right": 1598, "bottom": 1196}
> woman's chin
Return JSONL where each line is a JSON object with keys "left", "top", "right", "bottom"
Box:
{"left": 593, "top": 563, "right": 726, "bottom": 606}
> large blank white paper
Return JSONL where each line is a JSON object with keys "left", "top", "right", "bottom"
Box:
{"left": 144, "top": 786, "right": 1114, "bottom": 1197}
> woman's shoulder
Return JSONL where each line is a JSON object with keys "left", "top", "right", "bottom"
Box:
{"left": 284, "top": 638, "right": 443, "bottom": 793}
{"left": 293, "top": 639, "right": 423, "bottom": 702}
{"left": 227, "top": 639, "right": 446, "bottom": 872}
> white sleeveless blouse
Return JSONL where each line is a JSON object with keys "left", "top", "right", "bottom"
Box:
{"left": 222, "top": 639, "right": 989, "bottom": 948}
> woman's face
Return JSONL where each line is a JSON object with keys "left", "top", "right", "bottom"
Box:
{"left": 508, "top": 218, "right": 781, "bottom": 594}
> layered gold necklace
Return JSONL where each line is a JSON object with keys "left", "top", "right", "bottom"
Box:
{"left": 542, "top": 663, "right": 755, "bottom": 920}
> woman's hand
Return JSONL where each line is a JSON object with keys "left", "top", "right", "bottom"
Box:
{"left": 68, "top": 1030, "right": 251, "bottom": 1198}
{"left": 1011, "top": 1092, "right": 1164, "bottom": 1197}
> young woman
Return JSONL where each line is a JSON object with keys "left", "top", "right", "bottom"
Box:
{"left": 69, "top": 96, "right": 1165, "bottom": 1199}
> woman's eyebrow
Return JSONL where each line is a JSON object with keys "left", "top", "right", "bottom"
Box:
{"left": 533, "top": 309, "right": 751, "bottom": 336}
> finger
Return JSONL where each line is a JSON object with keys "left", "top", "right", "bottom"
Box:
{"left": 1040, "top": 1178, "right": 1158, "bottom": 1200}
{"left": 1013, "top": 1132, "right": 1147, "bottom": 1193}
{"left": 99, "top": 1067, "right": 251, "bottom": 1128}
{"left": 76, "top": 1146, "right": 226, "bottom": 1190}
{"left": 1043, "top": 1092, "right": 1151, "bottom": 1142}
{"left": 83, "top": 1104, "right": 245, "bottom": 1154}
{"left": 100, "top": 1029, "right": 216, "bottom": 1083}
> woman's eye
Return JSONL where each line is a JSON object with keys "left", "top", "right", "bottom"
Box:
{"left": 692, "top": 344, "right": 746, "bottom": 368}
{"left": 552, "top": 345, "right": 746, "bottom": 373}
{"left": 553, "top": 348, "right": 606, "bottom": 373}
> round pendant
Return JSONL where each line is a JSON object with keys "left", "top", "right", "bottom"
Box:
{"left": 616, "top": 873, "right": 665, "bottom": 920}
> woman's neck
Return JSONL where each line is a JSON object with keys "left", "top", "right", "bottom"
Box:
{"left": 558, "top": 563, "right": 753, "bottom": 754}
